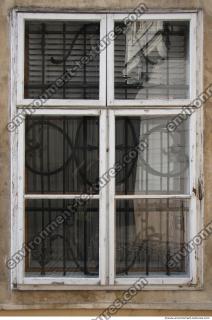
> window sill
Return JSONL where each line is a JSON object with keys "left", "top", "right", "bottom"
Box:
{"left": 13, "top": 277, "right": 203, "bottom": 291}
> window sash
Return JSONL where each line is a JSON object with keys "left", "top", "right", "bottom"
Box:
{"left": 17, "top": 12, "right": 197, "bottom": 108}
{"left": 107, "top": 13, "right": 197, "bottom": 106}
{"left": 16, "top": 13, "right": 107, "bottom": 107}
{"left": 15, "top": 109, "right": 197, "bottom": 287}
{"left": 15, "top": 109, "right": 107, "bottom": 285}
{"left": 108, "top": 109, "right": 197, "bottom": 285}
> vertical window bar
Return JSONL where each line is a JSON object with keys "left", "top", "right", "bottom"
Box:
{"left": 124, "top": 32, "right": 128, "bottom": 100}
{"left": 83, "top": 25, "right": 87, "bottom": 99}
{"left": 166, "top": 199, "right": 170, "bottom": 275}
{"left": 32, "top": 122, "right": 36, "bottom": 196}
{"left": 145, "top": 27, "right": 149, "bottom": 99}
{"left": 41, "top": 23, "right": 46, "bottom": 94}
{"left": 63, "top": 23, "right": 66, "bottom": 99}
{"left": 145, "top": 200, "right": 149, "bottom": 275}
{"left": 180, "top": 124, "right": 185, "bottom": 272}
{"left": 159, "top": 130, "right": 163, "bottom": 267}
{"left": 166, "top": 130, "right": 170, "bottom": 275}
{"left": 165, "top": 22, "right": 170, "bottom": 99}
{"left": 25, "top": 120, "right": 29, "bottom": 273}
{"left": 145, "top": 120, "right": 149, "bottom": 275}
{"left": 124, "top": 119, "right": 129, "bottom": 275}
{"left": 40, "top": 117, "right": 45, "bottom": 275}
{"left": 32, "top": 122, "right": 37, "bottom": 271}
{"left": 24, "top": 22, "right": 29, "bottom": 98}
{"left": 181, "top": 201, "right": 185, "bottom": 272}
{"left": 47, "top": 118, "right": 52, "bottom": 262}
{"left": 124, "top": 75, "right": 128, "bottom": 99}
{"left": 83, "top": 117, "right": 88, "bottom": 274}
{"left": 63, "top": 117, "right": 66, "bottom": 275}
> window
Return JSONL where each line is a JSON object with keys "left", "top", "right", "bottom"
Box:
{"left": 16, "top": 13, "right": 106, "bottom": 106}
{"left": 11, "top": 11, "right": 201, "bottom": 289}
{"left": 25, "top": 116, "right": 100, "bottom": 278}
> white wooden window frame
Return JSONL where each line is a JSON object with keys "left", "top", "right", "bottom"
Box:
{"left": 10, "top": 10, "right": 203, "bottom": 290}
{"left": 108, "top": 108, "right": 197, "bottom": 287}
{"left": 107, "top": 13, "right": 197, "bottom": 107}
{"left": 16, "top": 13, "right": 107, "bottom": 107}
{"left": 13, "top": 108, "right": 107, "bottom": 287}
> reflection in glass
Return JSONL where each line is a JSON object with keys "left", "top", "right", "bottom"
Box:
{"left": 114, "top": 21, "right": 189, "bottom": 99}
{"left": 115, "top": 116, "right": 189, "bottom": 195}
{"left": 116, "top": 199, "right": 188, "bottom": 276}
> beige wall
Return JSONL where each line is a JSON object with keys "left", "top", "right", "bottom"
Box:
{"left": 0, "top": 0, "right": 212, "bottom": 314}
{"left": 1, "top": 309, "right": 212, "bottom": 316}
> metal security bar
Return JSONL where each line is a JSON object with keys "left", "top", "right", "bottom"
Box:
{"left": 25, "top": 116, "right": 99, "bottom": 194}
{"left": 25, "top": 116, "right": 100, "bottom": 276}
{"left": 25, "top": 199, "right": 99, "bottom": 276}
{"left": 24, "top": 21, "right": 100, "bottom": 99}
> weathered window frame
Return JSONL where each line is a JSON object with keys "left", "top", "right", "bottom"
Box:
{"left": 16, "top": 12, "right": 107, "bottom": 107}
{"left": 108, "top": 108, "right": 198, "bottom": 287}
{"left": 107, "top": 13, "right": 197, "bottom": 107}
{"left": 10, "top": 10, "right": 203, "bottom": 290}
{"left": 15, "top": 109, "right": 108, "bottom": 287}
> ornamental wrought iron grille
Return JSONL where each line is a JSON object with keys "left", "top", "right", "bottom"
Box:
{"left": 25, "top": 116, "right": 189, "bottom": 276}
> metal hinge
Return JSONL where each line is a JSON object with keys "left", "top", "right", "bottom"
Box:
{"left": 193, "top": 178, "right": 204, "bottom": 201}
{"left": 198, "top": 178, "right": 204, "bottom": 201}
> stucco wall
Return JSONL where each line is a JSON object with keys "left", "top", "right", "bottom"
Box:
{"left": 0, "top": 0, "right": 212, "bottom": 313}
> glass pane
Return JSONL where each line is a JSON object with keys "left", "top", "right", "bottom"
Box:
{"left": 114, "top": 21, "right": 189, "bottom": 99}
{"left": 25, "top": 116, "right": 99, "bottom": 194}
{"left": 25, "top": 199, "right": 99, "bottom": 276}
{"left": 116, "top": 199, "right": 188, "bottom": 276}
{"left": 25, "top": 21, "right": 100, "bottom": 99}
{"left": 115, "top": 116, "right": 189, "bottom": 195}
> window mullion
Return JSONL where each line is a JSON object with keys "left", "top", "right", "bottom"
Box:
{"left": 99, "top": 110, "right": 108, "bottom": 285}
{"left": 17, "top": 117, "right": 25, "bottom": 284}
{"left": 108, "top": 110, "right": 115, "bottom": 285}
